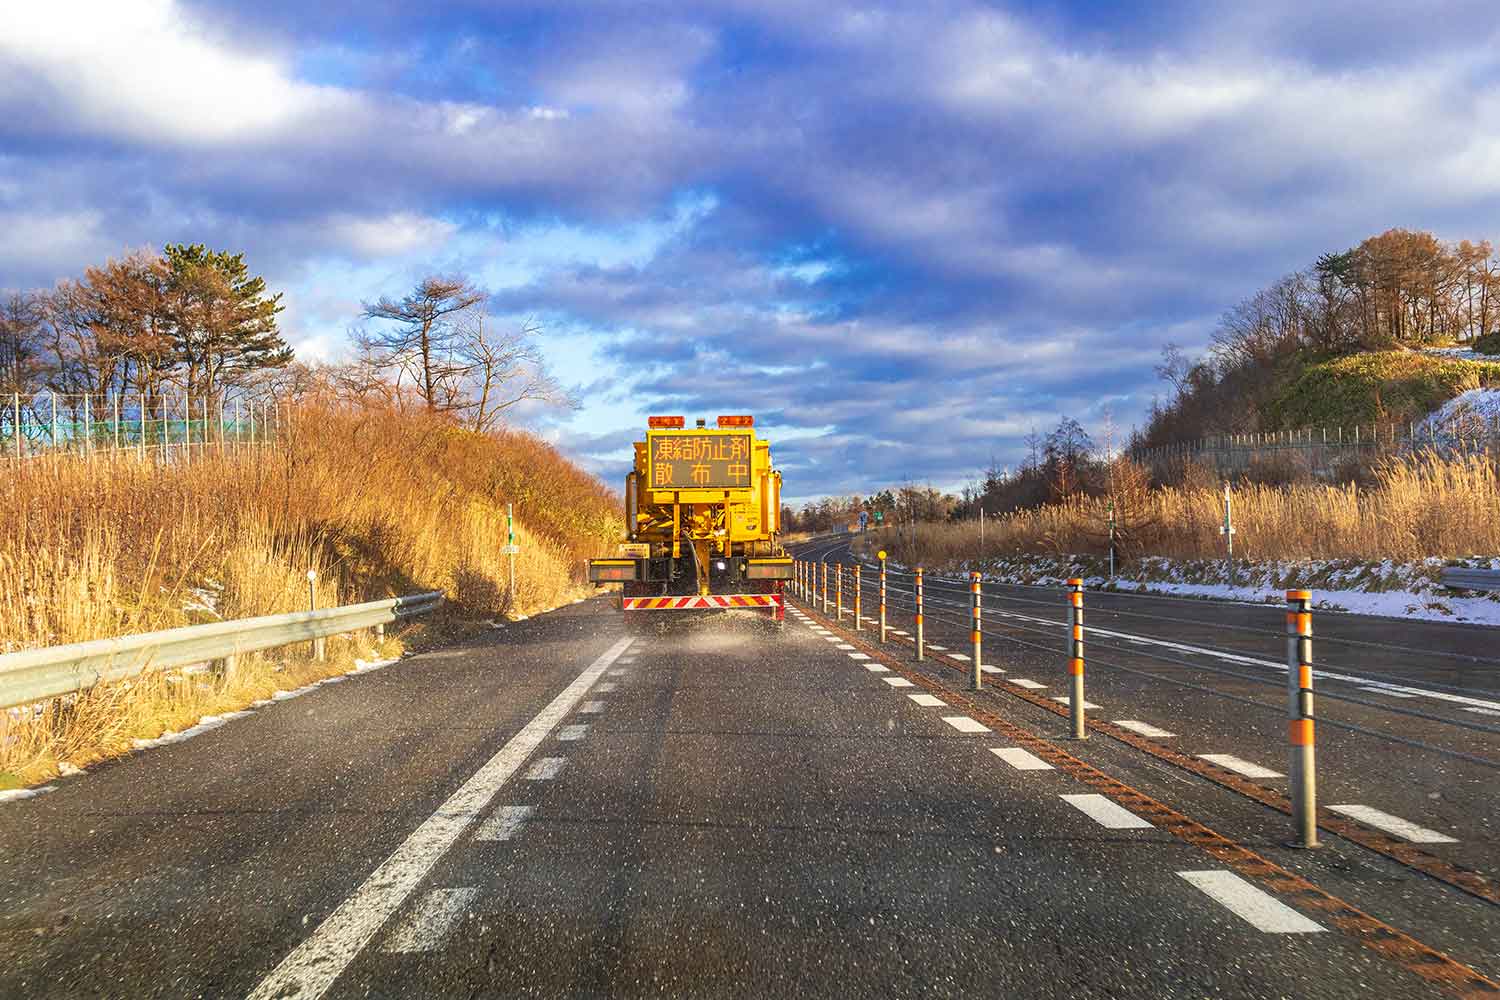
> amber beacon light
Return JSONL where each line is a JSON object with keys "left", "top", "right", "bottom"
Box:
{"left": 716, "top": 415, "right": 754, "bottom": 428}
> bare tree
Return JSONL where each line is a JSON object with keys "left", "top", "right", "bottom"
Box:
{"left": 0, "top": 291, "right": 45, "bottom": 395}
{"left": 361, "top": 276, "right": 484, "bottom": 412}
{"left": 455, "top": 313, "right": 574, "bottom": 431}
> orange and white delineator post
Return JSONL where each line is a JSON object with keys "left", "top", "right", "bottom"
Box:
{"left": 969, "top": 572, "right": 983, "bottom": 690}
{"left": 835, "top": 563, "right": 843, "bottom": 621}
{"left": 1068, "top": 578, "right": 1086, "bottom": 740}
{"left": 914, "top": 567, "right": 925, "bottom": 661}
{"left": 878, "top": 552, "right": 888, "bottom": 643}
{"left": 821, "top": 561, "right": 828, "bottom": 613}
{"left": 1287, "top": 590, "right": 1320, "bottom": 847}
{"left": 854, "top": 564, "right": 863, "bottom": 631}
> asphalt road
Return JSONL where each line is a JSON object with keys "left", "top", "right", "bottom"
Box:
{"left": 2, "top": 593, "right": 1497, "bottom": 998}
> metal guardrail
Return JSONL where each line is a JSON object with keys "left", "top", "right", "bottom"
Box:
{"left": 0, "top": 591, "right": 443, "bottom": 711}
{"left": 1440, "top": 568, "right": 1500, "bottom": 593}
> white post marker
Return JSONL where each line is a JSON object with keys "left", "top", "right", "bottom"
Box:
{"left": 503, "top": 504, "right": 519, "bottom": 612}
{"left": 246, "top": 637, "right": 634, "bottom": 1000}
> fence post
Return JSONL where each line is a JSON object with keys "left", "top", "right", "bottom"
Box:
{"left": 51, "top": 393, "right": 58, "bottom": 451}
{"left": 83, "top": 393, "right": 90, "bottom": 455}
{"left": 915, "top": 567, "right": 925, "bottom": 661}
{"left": 835, "top": 563, "right": 843, "bottom": 621}
{"left": 11, "top": 393, "right": 18, "bottom": 460}
{"left": 969, "top": 571, "right": 982, "bottom": 690}
{"left": 1286, "top": 590, "right": 1319, "bottom": 847}
{"left": 1068, "top": 578, "right": 1087, "bottom": 739}
{"left": 853, "top": 564, "right": 862, "bottom": 631}
{"left": 878, "top": 550, "right": 888, "bottom": 643}
{"left": 308, "top": 570, "right": 325, "bottom": 662}
{"left": 112, "top": 393, "right": 120, "bottom": 452}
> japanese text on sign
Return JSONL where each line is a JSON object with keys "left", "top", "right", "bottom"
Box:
{"left": 648, "top": 433, "right": 753, "bottom": 489}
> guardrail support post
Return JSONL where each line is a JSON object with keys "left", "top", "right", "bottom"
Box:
{"left": 878, "top": 551, "right": 888, "bottom": 643}
{"left": 853, "top": 564, "right": 862, "bottom": 631}
{"left": 1287, "top": 590, "right": 1319, "bottom": 848}
{"left": 969, "top": 571, "right": 982, "bottom": 689}
{"left": 308, "top": 570, "right": 325, "bottom": 661}
{"left": 1068, "top": 578, "right": 1086, "bottom": 739}
{"left": 915, "top": 567, "right": 925, "bottom": 661}
{"left": 376, "top": 622, "right": 386, "bottom": 646}
{"left": 835, "top": 563, "right": 843, "bottom": 621}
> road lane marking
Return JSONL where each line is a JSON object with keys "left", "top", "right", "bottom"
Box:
{"left": 1359, "top": 687, "right": 1415, "bottom": 698}
{"left": 1050, "top": 696, "right": 1100, "bottom": 709}
{"left": 380, "top": 888, "right": 481, "bottom": 953}
{"left": 1060, "top": 793, "right": 1153, "bottom": 829}
{"left": 246, "top": 635, "right": 632, "bottom": 1000}
{"left": 579, "top": 700, "right": 605, "bottom": 714}
{"left": 1198, "top": 754, "right": 1283, "bottom": 779}
{"left": 882, "top": 677, "right": 915, "bottom": 688}
{"left": 526, "top": 757, "right": 567, "bottom": 780}
{"left": 597, "top": 682, "right": 618, "bottom": 693}
{"left": 1114, "top": 720, "right": 1177, "bottom": 738}
{"left": 1010, "top": 678, "right": 1046, "bottom": 689}
{"left": 950, "top": 653, "right": 970, "bottom": 661}
{"left": 891, "top": 630, "right": 909, "bottom": 636}
{"left": 864, "top": 663, "right": 889, "bottom": 672}
{"left": 908, "top": 693, "right": 947, "bottom": 707}
{"left": 1465, "top": 707, "right": 1500, "bottom": 716}
{"left": 941, "top": 716, "right": 990, "bottom": 733}
{"left": 836, "top": 643, "right": 855, "bottom": 650}
{"left": 1177, "top": 871, "right": 1324, "bottom": 933}
{"left": 823, "top": 637, "right": 842, "bottom": 643}
{"left": 1328, "top": 805, "right": 1458, "bottom": 844}
{"left": 979, "top": 665, "right": 1003, "bottom": 674}
{"left": 848, "top": 652, "right": 871, "bottom": 660}
{"left": 474, "top": 805, "right": 534, "bottom": 842}
{"left": 558, "top": 724, "right": 589, "bottom": 741}
{"left": 990, "top": 748, "right": 1053, "bottom": 771}
{"left": 928, "top": 645, "right": 947, "bottom": 651}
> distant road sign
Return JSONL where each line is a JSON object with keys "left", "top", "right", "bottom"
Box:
{"left": 501, "top": 544, "right": 520, "bottom": 555}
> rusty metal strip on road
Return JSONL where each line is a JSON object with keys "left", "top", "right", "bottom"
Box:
{"left": 792, "top": 598, "right": 1500, "bottom": 999}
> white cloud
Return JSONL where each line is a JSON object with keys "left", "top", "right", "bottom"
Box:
{"left": 325, "top": 212, "right": 458, "bottom": 258}
{"left": 0, "top": 0, "right": 355, "bottom": 145}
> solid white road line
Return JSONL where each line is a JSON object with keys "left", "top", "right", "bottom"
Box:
{"left": 246, "top": 635, "right": 632, "bottom": 1000}
{"left": 1328, "top": 804, "right": 1458, "bottom": 844}
{"left": 883, "top": 677, "right": 915, "bottom": 688}
{"left": 848, "top": 653, "right": 871, "bottom": 661}
{"left": 942, "top": 716, "right": 990, "bottom": 734}
{"left": 474, "top": 805, "right": 535, "bottom": 842}
{"left": 579, "top": 700, "right": 606, "bottom": 714}
{"left": 1049, "top": 696, "right": 1101, "bottom": 709}
{"left": 525, "top": 757, "right": 567, "bottom": 780}
{"left": 908, "top": 693, "right": 946, "bottom": 707}
{"left": 990, "top": 747, "right": 1053, "bottom": 771}
{"left": 1010, "top": 678, "right": 1046, "bottom": 689}
{"left": 1359, "top": 687, "right": 1415, "bottom": 698}
{"left": 1176, "top": 871, "right": 1324, "bottom": 933}
{"left": 558, "top": 724, "right": 589, "bottom": 741}
{"left": 380, "top": 887, "right": 481, "bottom": 953}
{"left": 1060, "top": 793, "right": 1153, "bottom": 830}
{"left": 864, "top": 663, "right": 889, "bottom": 673}
{"left": 1465, "top": 707, "right": 1500, "bottom": 717}
{"left": 1114, "top": 720, "right": 1177, "bottom": 738}
{"left": 1198, "top": 754, "right": 1283, "bottom": 779}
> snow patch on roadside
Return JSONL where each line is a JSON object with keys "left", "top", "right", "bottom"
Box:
{"left": 0, "top": 784, "right": 57, "bottom": 803}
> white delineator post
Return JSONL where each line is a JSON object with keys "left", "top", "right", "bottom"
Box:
{"left": 853, "top": 563, "right": 862, "bottom": 631}
{"left": 1068, "top": 578, "right": 1086, "bottom": 740}
{"left": 914, "top": 567, "right": 925, "bottom": 661}
{"left": 969, "top": 571, "right": 982, "bottom": 690}
{"left": 1287, "top": 590, "right": 1319, "bottom": 848}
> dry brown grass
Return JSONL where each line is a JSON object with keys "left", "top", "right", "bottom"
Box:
{"left": 876, "top": 451, "right": 1500, "bottom": 568}
{"left": 0, "top": 402, "right": 620, "bottom": 787}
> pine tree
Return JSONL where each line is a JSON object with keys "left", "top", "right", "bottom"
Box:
{"left": 163, "top": 243, "right": 290, "bottom": 399}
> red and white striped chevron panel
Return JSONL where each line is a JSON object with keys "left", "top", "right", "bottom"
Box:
{"left": 622, "top": 594, "right": 783, "bottom": 611}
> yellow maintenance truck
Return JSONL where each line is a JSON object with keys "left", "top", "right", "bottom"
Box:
{"left": 587, "top": 415, "right": 791, "bottom": 624}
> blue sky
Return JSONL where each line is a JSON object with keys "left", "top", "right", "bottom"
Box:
{"left": 3, "top": 2, "right": 1499, "bottom": 502}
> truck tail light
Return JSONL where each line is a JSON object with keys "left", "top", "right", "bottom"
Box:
{"left": 716, "top": 415, "right": 754, "bottom": 427}
{"left": 648, "top": 415, "right": 685, "bottom": 429}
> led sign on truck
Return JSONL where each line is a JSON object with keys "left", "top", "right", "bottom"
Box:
{"left": 648, "top": 433, "right": 753, "bottom": 489}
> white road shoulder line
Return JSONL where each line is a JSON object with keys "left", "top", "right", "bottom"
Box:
{"left": 474, "top": 805, "right": 535, "bottom": 842}
{"left": 1177, "top": 871, "right": 1324, "bottom": 933}
{"left": 1198, "top": 754, "right": 1283, "bottom": 779}
{"left": 882, "top": 677, "right": 915, "bottom": 688}
{"left": 990, "top": 747, "right": 1053, "bottom": 771}
{"left": 1060, "top": 793, "right": 1152, "bottom": 830}
{"left": 907, "top": 693, "right": 946, "bottom": 707}
{"left": 1328, "top": 804, "right": 1458, "bottom": 843}
{"left": 380, "top": 887, "right": 480, "bottom": 953}
{"left": 941, "top": 716, "right": 990, "bottom": 733}
{"left": 1114, "top": 720, "right": 1176, "bottom": 738}
{"left": 246, "top": 635, "right": 632, "bottom": 1000}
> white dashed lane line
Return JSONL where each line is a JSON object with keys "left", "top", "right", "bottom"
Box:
{"left": 882, "top": 677, "right": 915, "bottom": 688}
{"left": 1060, "top": 793, "right": 1153, "bottom": 830}
{"left": 864, "top": 663, "right": 889, "bottom": 673}
{"left": 1328, "top": 804, "right": 1458, "bottom": 844}
{"left": 928, "top": 645, "right": 947, "bottom": 651}
{"left": 941, "top": 716, "right": 990, "bottom": 734}
{"left": 835, "top": 643, "right": 855, "bottom": 650}
{"left": 891, "top": 629, "right": 910, "bottom": 636}
{"left": 1198, "top": 754, "right": 1283, "bottom": 779}
{"left": 1177, "top": 871, "right": 1325, "bottom": 933}
{"left": 979, "top": 665, "right": 1003, "bottom": 674}
{"left": 990, "top": 747, "right": 1054, "bottom": 771}
{"left": 526, "top": 757, "right": 567, "bottom": 780}
{"left": 950, "top": 653, "right": 970, "bottom": 661}
{"left": 1113, "top": 720, "right": 1177, "bottom": 738}
{"left": 597, "top": 682, "right": 618, "bottom": 693}
{"left": 558, "top": 724, "right": 590, "bottom": 741}
{"left": 907, "top": 693, "right": 947, "bottom": 707}
{"left": 474, "top": 805, "right": 534, "bottom": 842}
{"left": 579, "top": 700, "right": 606, "bottom": 714}
{"left": 380, "top": 888, "right": 480, "bottom": 953}
{"left": 848, "top": 652, "right": 871, "bottom": 661}
{"left": 1049, "top": 696, "right": 1101, "bottom": 709}
{"left": 1010, "top": 678, "right": 1046, "bottom": 689}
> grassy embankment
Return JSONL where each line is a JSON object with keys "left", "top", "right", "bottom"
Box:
{"left": 1266, "top": 350, "right": 1500, "bottom": 428}
{"left": 0, "top": 404, "right": 619, "bottom": 788}
{"left": 859, "top": 452, "right": 1500, "bottom": 589}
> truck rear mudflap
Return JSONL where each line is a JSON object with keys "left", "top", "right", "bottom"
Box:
{"left": 622, "top": 594, "right": 783, "bottom": 613}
